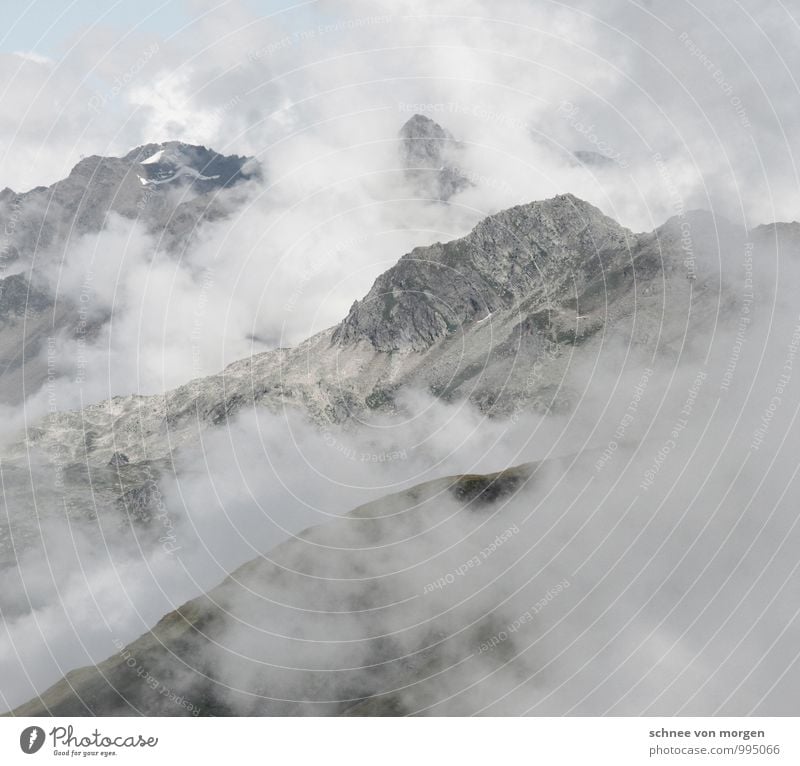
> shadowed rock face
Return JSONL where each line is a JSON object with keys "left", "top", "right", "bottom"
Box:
{"left": 0, "top": 272, "right": 51, "bottom": 318}
{"left": 333, "top": 194, "right": 635, "bottom": 351}
{"left": 399, "top": 114, "right": 472, "bottom": 201}
{"left": 572, "top": 150, "right": 618, "bottom": 168}
{"left": 124, "top": 142, "right": 259, "bottom": 197}
{"left": 0, "top": 273, "right": 70, "bottom": 404}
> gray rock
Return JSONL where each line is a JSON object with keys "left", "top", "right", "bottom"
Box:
{"left": 107, "top": 451, "right": 130, "bottom": 467}
{"left": 334, "top": 194, "right": 634, "bottom": 351}
{"left": 4, "top": 193, "right": 773, "bottom": 472}
{"left": 0, "top": 143, "right": 261, "bottom": 405}
{"left": 572, "top": 149, "right": 617, "bottom": 167}
{"left": 399, "top": 114, "right": 472, "bottom": 201}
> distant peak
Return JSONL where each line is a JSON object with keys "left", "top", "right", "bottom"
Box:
{"left": 125, "top": 142, "right": 206, "bottom": 163}
{"left": 122, "top": 142, "right": 260, "bottom": 191}
{"left": 399, "top": 113, "right": 453, "bottom": 139}
{"left": 398, "top": 113, "right": 469, "bottom": 201}
{"left": 401, "top": 113, "right": 440, "bottom": 127}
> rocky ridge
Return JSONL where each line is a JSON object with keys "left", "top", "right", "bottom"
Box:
{"left": 8, "top": 193, "right": 747, "bottom": 472}
{"left": 0, "top": 142, "right": 260, "bottom": 404}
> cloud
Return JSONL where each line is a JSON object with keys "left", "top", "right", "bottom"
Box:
{"left": 3, "top": 0, "right": 800, "bottom": 716}
{"left": 3, "top": 0, "right": 799, "bottom": 410}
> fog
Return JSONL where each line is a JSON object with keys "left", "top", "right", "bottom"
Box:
{"left": 1, "top": 0, "right": 800, "bottom": 716}
{"left": 2, "top": 0, "right": 798, "bottom": 412}
{"left": 3, "top": 253, "right": 800, "bottom": 711}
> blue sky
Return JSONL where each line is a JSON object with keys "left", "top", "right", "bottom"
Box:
{"left": 0, "top": 0, "right": 309, "bottom": 56}
{"left": 0, "top": 0, "right": 183, "bottom": 54}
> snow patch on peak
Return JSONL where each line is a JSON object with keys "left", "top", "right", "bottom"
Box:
{"left": 140, "top": 149, "right": 165, "bottom": 165}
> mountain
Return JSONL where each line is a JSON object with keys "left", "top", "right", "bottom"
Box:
{"left": 0, "top": 273, "right": 71, "bottom": 405}
{"left": 572, "top": 150, "right": 618, "bottom": 168}
{"left": 0, "top": 140, "right": 258, "bottom": 259}
{"left": 4, "top": 194, "right": 750, "bottom": 472}
{"left": 0, "top": 192, "right": 764, "bottom": 576}
{"left": 3, "top": 459, "right": 574, "bottom": 716}
{"left": 3, "top": 190, "right": 798, "bottom": 714}
{"left": 333, "top": 192, "right": 634, "bottom": 351}
{"left": 0, "top": 142, "right": 260, "bottom": 404}
{"left": 399, "top": 114, "right": 472, "bottom": 201}
{"left": 13, "top": 442, "right": 799, "bottom": 716}
{"left": 125, "top": 142, "right": 258, "bottom": 196}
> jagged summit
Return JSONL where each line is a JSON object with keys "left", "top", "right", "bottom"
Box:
{"left": 2, "top": 191, "right": 763, "bottom": 464}
{"left": 399, "top": 114, "right": 456, "bottom": 163}
{"left": 0, "top": 140, "right": 262, "bottom": 405}
{"left": 333, "top": 194, "right": 633, "bottom": 351}
{"left": 399, "top": 113, "right": 471, "bottom": 201}
{"left": 58, "top": 141, "right": 258, "bottom": 207}
{"left": 124, "top": 141, "right": 260, "bottom": 193}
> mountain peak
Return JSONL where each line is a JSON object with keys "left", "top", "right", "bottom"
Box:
{"left": 398, "top": 113, "right": 471, "bottom": 201}
{"left": 399, "top": 113, "right": 451, "bottom": 138}
{"left": 333, "top": 193, "right": 633, "bottom": 352}
{"left": 469, "top": 194, "right": 627, "bottom": 244}
{"left": 123, "top": 141, "right": 260, "bottom": 191}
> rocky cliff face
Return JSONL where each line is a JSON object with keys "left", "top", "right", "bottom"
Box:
{"left": 333, "top": 194, "right": 634, "bottom": 351}
{"left": 0, "top": 274, "right": 76, "bottom": 406}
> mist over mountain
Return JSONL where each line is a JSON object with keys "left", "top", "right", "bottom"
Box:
{"left": 2, "top": 167, "right": 800, "bottom": 713}
{"left": 399, "top": 114, "right": 472, "bottom": 201}
{"left": 14, "top": 437, "right": 800, "bottom": 716}
{"left": 2, "top": 0, "right": 800, "bottom": 722}
{"left": 0, "top": 141, "right": 260, "bottom": 406}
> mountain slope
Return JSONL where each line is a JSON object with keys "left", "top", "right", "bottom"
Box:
{"left": 5, "top": 461, "right": 545, "bottom": 716}
{"left": 4, "top": 192, "right": 800, "bottom": 716}
{"left": 0, "top": 192, "right": 759, "bottom": 599}
{"left": 12, "top": 440, "right": 799, "bottom": 716}
{"left": 7, "top": 194, "right": 746, "bottom": 471}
